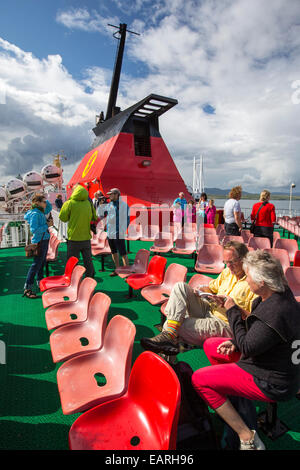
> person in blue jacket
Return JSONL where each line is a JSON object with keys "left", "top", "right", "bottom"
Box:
{"left": 23, "top": 193, "right": 52, "bottom": 298}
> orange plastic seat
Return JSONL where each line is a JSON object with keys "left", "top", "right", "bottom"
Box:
{"left": 115, "top": 249, "right": 150, "bottom": 278}
{"left": 264, "top": 248, "right": 290, "bottom": 273}
{"left": 285, "top": 267, "right": 300, "bottom": 301}
{"left": 248, "top": 237, "right": 271, "bottom": 250}
{"left": 42, "top": 265, "right": 86, "bottom": 308}
{"left": 56, "top": 315, "right": 136, "bottom": 415}
{"left": 141, "top": 263, "right": 187, "bottom": 305}
{"left": 49, "top": 292, "right": 111, "bottom": 363}
{"left": 68, "top": 351, "right": 181, "bottom": 450}
{"left": 172, "top": 232, "right": 196, "bottom": 255}
{"left": 126, "top": 255, "right": 167, "bottom": 291}
{"left": 39, "top": 256, "right": 78, "bottom": 292}
{"left": 293, "top": 250, "right": 300, "bottom": 267}
{"left": 150, "top": 232, "right": 174, "bottom": 254}
{"left": 274, "top": 238, "right": 298, "bottom": 263}
{"left": 195, "top": 244, "right": 224, "bottom": 274}
{"left": 140, "top": 225, "right": 160, "bottom": 241}
{"left": 45, "top": 277, "right": 97, "bottom": 330}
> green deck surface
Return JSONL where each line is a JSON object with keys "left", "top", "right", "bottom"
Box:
{"left": 0, "top": 230, "right": 299, "bottom": 450}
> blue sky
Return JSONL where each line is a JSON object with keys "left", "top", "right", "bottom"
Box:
{"left": 0, "top": 0, "right": 300, "bottom": 193}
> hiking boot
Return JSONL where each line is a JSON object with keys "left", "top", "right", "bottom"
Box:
{"left": 239, "top": 430, "right": 265, "bottom": 450}
{"left": 140, "top": 331, "right": 179, "bottom": 355}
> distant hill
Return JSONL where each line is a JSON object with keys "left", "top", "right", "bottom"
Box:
{"left": 187, "top": 187, "right": 300, "bottom": 200}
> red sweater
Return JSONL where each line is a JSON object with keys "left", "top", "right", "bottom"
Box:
{"left": 251, "top": 202, "right": 276, "bottom": 227}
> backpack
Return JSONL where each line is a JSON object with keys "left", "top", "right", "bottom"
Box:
{"left": 171, "top": 361, "right": 218, "bottom": 450}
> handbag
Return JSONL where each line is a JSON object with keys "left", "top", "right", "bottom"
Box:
{"left": 25, "top": 232, "right": 46, "bottom": 258}
{"left": 250, "top": 202, "right": 267, "bottom": 234}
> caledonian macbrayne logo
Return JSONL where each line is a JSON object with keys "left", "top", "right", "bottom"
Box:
{"left": 82, "top": 150, "right": 98, "bottom": 178}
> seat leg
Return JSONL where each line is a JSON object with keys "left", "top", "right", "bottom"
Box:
{"left": 46, "top": 262, "right": 49, "bottom": 277}
{"left": 257, "top": 402, "right": 289, "bottom": 440}
{"left": 101, "top": 255, "right": 105, "bottom": 272}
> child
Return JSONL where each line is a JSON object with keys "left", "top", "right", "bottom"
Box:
{"left": 205, "top": 199, "right": 216, "bottom": 226}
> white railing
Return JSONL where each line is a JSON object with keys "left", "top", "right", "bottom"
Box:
{"left": 52, "top": 210, "right": 68, "bottom": 241}
{"left": 0, "top": 220, "right": 29, "bottom": 248}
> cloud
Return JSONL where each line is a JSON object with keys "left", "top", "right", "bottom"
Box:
{"left": 56, "top": 7, "right": 118, "bottom": 34}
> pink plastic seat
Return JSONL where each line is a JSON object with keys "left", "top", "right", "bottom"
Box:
{"left": 222, "top": 235, "right": 244, "bottom": 244}
{"left": 241, "top": 230, "right": 252, "bottom": 244}
{"left": 68, "top": 351, "right": 181, "bottom": 450}
{"left": 172, "top": 232, "right": 196, "bottom": 255}
{"left": 273, "top": 231, "right": 281, "bottom": 243}
{"left": 91, "top": 238, "right": 111, "bottom": 257}
{"left": 140, "top": 225, "right": 160, "bottom": 241}
{"left": 216, "top": 224, "right": 224, "bottom": 235}
{"left": 49, "top": 292, "right": 111, "bottom": 363}
{"left": 42, "top": 265, "right": 86, "bottom": 308}
{"left": 160, "top": 273, "right": 212, "bottom": 317}
{"left": 274, "top": 238, "right": 298, "bottom": 263}
{"left": 91, "top": 230, "right": 107, "bottom": 247}
{"left": 141, "top": 263, "right": 187, "bottom": 305}
{"left": 248, "top": 237, "right": 271, "bottom": 250}
{"left": 285, "top": 267, "right": 300, "bottom": 301}
{"left": 39, "top": 256, "right": 78, "bottom": 292}
{"left": 150, "top": 232, "right": 174, "bottom": 254}
{"left": 126, "top": 255, "right": 167, "bottom": 291}
{"left": 204, "top": 227, "right": 217, "bottom": 235}
{"left": 46, "top": 237, "right": 61, "bottom": 262}
{"left": 202, "top": 233, "right": 219, "bottom": 245}
{"left": 125, "top": 223, "right": 142, "bottom": 241}
{"left": 56, "top": 315, "right": 136, "bottom": 415}
{"left": 264, "top": 248, "right": 291, "bottom": 273}
{"left": 115, "top": 249, "right": 150, "bottom": 278}
{"left": 45, "top": 277, "right": 97, "bottom": 330}
{"left": 195, "top": 244, "right": 224, "bottom": 274}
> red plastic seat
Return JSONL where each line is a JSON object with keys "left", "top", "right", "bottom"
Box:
{"left": 68, "top": 351, "right": 181, "bottom": 450}
{"left": 285, "top": 267, "right": 300, "bottom": 301}
{"left": 141, "top": 263, "right": 187, "bottom": 305}
{"left": 140, "top": 225, "right": 160, "bottom": 241}
{"left": 204, "top": 224, "right": 214, "bottom": 228}
{"left": 49, "top": 292, "right": 111, "bottom": 363}
{"left": 39, "top": 256, "right": 78, "bottom": 292}
{"left": 172, "top": 232, "right": 196, "bottom": 255}
{"left": 264, "top": 248, "right": 291, "bottom": 273}
{"left": 274, "top": 238, "right": 299, "bottom": 263}
{"left": 56, "top": 315, "right": 136, "bottom": 415}
{"left": 150, "top": 232, "right": 174, "bottom": 254}
{"left": 115, "top": 249, "right": 150, "bottom": 279}
{"left": 248, "top": 237, "right": 271, "bottom": 250}
{"left": 293, "top": 250, "right": 300, "bottom": 267}
{"left": 126, "top": 255, "right": 167, "bottom": 291}
{"left": 42, "top": 265, "right": 86, "bottom": 308}
{"left": 45, "top": 277, "right": 97, "bottom": 330}
{"left": 160, "top": 273, "right": 212, "bottom": 317}
{"left": 195, "top": 244, "right": 224, "bottom": 274}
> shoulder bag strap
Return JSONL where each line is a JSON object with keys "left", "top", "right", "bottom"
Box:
{"left": 253, "top": 201, "right": 267, "bottom": 225}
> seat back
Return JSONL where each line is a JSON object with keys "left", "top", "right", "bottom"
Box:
{"left": 273, "top": 231, "right": 281, "bottom": 242}
{"left": 103, "top": 316, "right": 136, "bottom": 372}
{"left": 196, "top": 244, "right": 224, "bottom": 265}
{"left": 129, "top": 351, "right": 181, "bottom": 450}
{"left": 147, "top": 255, "right": 167, "bottom": 279}
{"left": 293, "top": 250, "right": 300, "bottom": 267}
{"left": 285, "top": 267, "right": 300, "bottom": 296}
{"left": 88, "top": 292, "right": 111, "bottom": 326}
{"left": 153, "top": 232, "right": 173, "bottom": 248}
{"left": 142, "top": 225, "right": 159, "bottom": 239}
{"left": 188, "top": 273, "right": 212, "bottom": 289}
{"left": 127, "top": 223, "right": 142, "bottom": 238}
{"left": 69, "top": 265, "right": 86, "bottom": 289}
{"left": 216, "top": 224, "right": 224, "bottom": 235}
{"left": 241, "top": 230, "right": 252, "bottom": 244}
{"left": 222, "top": 235, "right": 244, "bottom": 244}
{"left": 64, "top": 257, "right": 79, "bottom": 279}
{"left": 133, "top": 249, "right": 150, "bottom": 270}
{"left": 204, "top": 227, "right": 217, "bottom": 235}
{"left": 175, "top": 232, "right": 196, "bottom": 250}
{"left": 248, "top": 237, "right": 271, "bottom": 250}
{"left": 163, "top": 263, "right": 187, "bottom": 287}
{"left": 264, "top": 248, "right": 290, "bottom": 273}
{"left": 77, "top": 277, "right": 97, "bottom": 303}
{"left": 274, "top": 238, "right": 298, "bottom": 261}
{"left": 202, "top": 233, "right": 219, "bottom": 245}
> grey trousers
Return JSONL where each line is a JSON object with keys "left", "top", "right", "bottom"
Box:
{"left": 67, "top": 240, "right": 95, "bottom": 278}
{"left": 163, "top": 282, "right": 232, "bottom": 346}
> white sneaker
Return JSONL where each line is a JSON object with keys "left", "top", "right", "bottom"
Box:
{"left": 240, "top": 430, "right": 266, "bottom": 450}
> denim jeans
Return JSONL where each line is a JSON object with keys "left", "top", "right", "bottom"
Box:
{"left": 24, "top": 239, "right": 49, "bottom": 289}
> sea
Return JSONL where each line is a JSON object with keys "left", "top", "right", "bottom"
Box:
{"left": 214, "top": 199, "right": 300, "bottom": 220}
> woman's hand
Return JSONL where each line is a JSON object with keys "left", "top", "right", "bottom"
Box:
{"left": 217, "top": 340, "right": 236, "bottom": 356}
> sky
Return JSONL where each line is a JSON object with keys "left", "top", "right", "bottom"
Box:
{"left": 0, "top": 0, "right": 300, "bottom": 193}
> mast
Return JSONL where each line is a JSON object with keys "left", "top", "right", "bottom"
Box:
{"left": 105, "top": 23, "right": 140, "bottom": 121}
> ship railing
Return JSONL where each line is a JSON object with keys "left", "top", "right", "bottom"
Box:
{"left": 52, "top": 210, "right": 68, "bottom": 241}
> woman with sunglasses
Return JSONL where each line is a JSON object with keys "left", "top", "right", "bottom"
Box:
{"left": 23, "top": 194, "right": 52, "bottom": 298}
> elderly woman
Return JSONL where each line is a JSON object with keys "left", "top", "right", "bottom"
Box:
{"left": 192, "top": 250, "right": 300, "bottom": 450}
{"left": 224, "top": 186, "right": 242, "bottom": 235}
{"left": 250, "top": 190, "right": 276, "bottom": 247}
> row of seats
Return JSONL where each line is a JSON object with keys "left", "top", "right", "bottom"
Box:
{"left": 40, "top": 258, "right": 181, "bottom": 450}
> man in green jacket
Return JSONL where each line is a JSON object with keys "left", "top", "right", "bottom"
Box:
{"left": 59, "top": 184, "right": 97, "bottom": 278}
